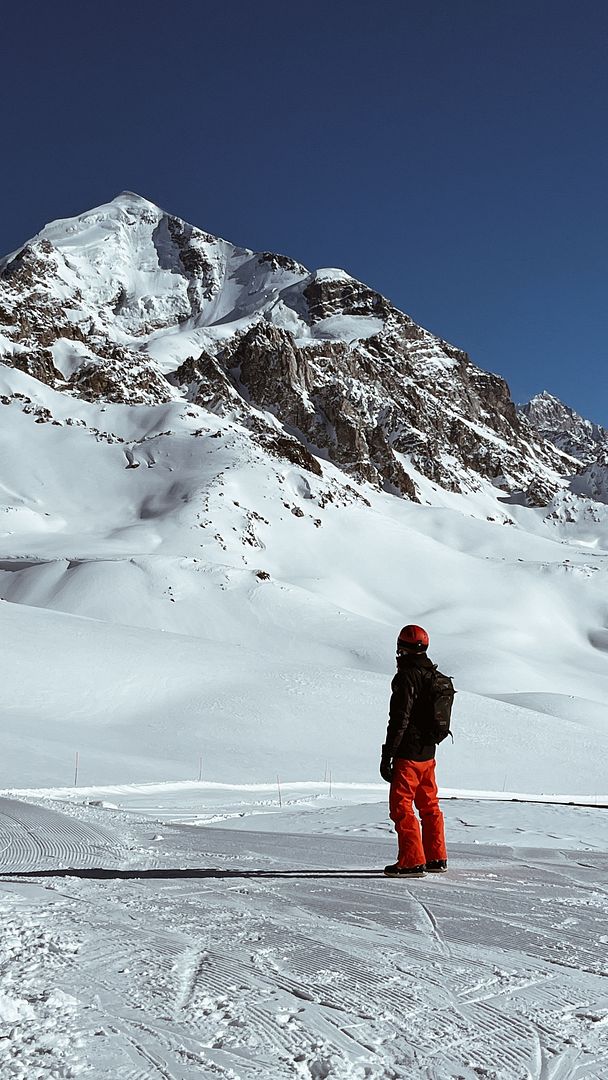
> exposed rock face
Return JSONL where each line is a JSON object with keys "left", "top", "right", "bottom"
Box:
{"left": 520, "top": 391, "right": 608, "bottom": 465}
{"left": 0, "top": 192, "right": 588, "bottom": 502}
{"left": 70, "top": 358, "right": 171, "bottom": 404}
{"left": 0, "top": 241, "right": 88, "bottom": 355}
{"left": 159, "top": 216, "right": 219, "bottom": 313}
{"left": 258, "top": 252, "right": 307, "bottom": 275}
{"left": 257, "top": 431, "right": 323, "bottom": 477}
{"left": 301, "top": 270, "right": 394, "bottom": 322}
{"left": 169, "top": 352, "right": 241, "bottom": 414}
{"left": 200, "top": 314, "right": 564, "bottom": 499}
{"left": 10, "top": 348, "right": 64, "bottom": 385}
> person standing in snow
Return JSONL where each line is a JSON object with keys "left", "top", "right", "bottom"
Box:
{"left": 380, "top": 624, "right": 449, "bottom": 878}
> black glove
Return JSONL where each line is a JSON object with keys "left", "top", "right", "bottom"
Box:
{"left": 380, "top": 751, "right": 393, "bottom": 783}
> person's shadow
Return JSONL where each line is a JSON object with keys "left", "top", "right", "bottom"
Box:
{"left": 1, "top": 867, "right": 384, "bottom": 881}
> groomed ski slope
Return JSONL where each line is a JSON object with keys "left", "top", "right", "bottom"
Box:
{"left": 0, "top": 789, "right": 606, "bottom": 1079}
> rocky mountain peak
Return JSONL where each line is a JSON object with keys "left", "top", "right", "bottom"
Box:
{"left": 0, "top": 194, "right": 600, "bottom": 507}
{"left": 519, "top": 391, "right": 608, "bottom": 465}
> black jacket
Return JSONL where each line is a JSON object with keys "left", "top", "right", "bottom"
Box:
{"left": 383, "top": 653, "right": 437, "bottom": 762}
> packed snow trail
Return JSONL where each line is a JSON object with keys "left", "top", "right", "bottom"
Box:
{"left": 0, "top": 796, "right": 607, "bottom": 1078}
{"left": 0, "top": 795, "right": 121, "bottom": 871}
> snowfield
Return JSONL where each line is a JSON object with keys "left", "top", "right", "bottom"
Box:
{"left": 0, "top": 360, "right": 607, "bottom": 794}
{"left": 0, "top": 790, "right": 606, "bottom": 1079}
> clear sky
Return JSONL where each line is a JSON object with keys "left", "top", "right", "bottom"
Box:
{"left": 2, "top": 0, "right": 607, "bottom": 423}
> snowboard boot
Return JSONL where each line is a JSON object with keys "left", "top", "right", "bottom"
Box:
{"left": 425, "top": 859, "right": 448, "bottom": 873}
{"left": 384, "top": 863, "right": 426, "bottom": 878}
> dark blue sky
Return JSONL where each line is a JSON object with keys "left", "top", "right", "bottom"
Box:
{"left": 2, "top": 1, "right": 607, "bottom": 422}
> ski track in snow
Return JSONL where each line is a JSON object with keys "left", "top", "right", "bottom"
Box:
{"left": 0, "top": 797, "right": 606, "bottom": 1079}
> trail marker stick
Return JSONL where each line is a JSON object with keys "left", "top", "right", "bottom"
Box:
{"left": 74, "top": 752, "right": 79, "bottom": 787}
{"left": 277, "top": 775, "right": 282, "bottom": 808}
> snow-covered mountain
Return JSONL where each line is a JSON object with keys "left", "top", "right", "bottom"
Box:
{"left": 520, "top": 390, "right": 608, "bottom": 505}
{"left": 0, "top": 191, "right": 577, "bottom": 506}
{"left": 520, "top": 390, "right": 608, "bottom": 464}
{"left": 1, "top": 193, "right": 607, "bottom": 796}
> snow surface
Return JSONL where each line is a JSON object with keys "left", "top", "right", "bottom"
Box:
{"left": 0, "top": 790, "right": 606, "bottom": 1078}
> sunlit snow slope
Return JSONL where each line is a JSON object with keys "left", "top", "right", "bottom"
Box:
{"left": 1, "top": 350, "right": 607, "bottom": 794}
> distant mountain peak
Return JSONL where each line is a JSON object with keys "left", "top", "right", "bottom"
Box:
{"left": 519, "top": 392, "right": 608, "bottom": 466}
{"left": 528, "top": 389, "right": 560, "bottom": 405}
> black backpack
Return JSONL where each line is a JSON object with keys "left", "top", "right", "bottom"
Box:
{"left": 425, "top": 668, "right": 455, "bottom": 743}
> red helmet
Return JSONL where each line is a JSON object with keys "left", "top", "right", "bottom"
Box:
{"left": 397, "top": 624, "right": 429, "bottom": 653}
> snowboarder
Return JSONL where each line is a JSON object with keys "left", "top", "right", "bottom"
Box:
{"left": 380, "top": 624, "right": 450, "bottom": 878}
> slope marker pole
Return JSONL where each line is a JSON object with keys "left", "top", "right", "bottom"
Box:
{"left": 74, "top": 752, "right": 79, "bottom": 787}
{"left": 198, "top": 754, "right": 203, "bottom": 783}
{"left": 277, "top": 775, "right": 282, "bottom": 808}
{"left": 328, "top": 770, "right": 332, "bottom": 798}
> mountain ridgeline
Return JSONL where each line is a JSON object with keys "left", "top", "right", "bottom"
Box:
{"left": 0, "top": 192, "right": 603, "bottom": 506}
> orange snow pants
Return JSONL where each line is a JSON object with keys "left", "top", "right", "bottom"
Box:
{"left": 389, "top": 758, "right": 447, "bottom": 868}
